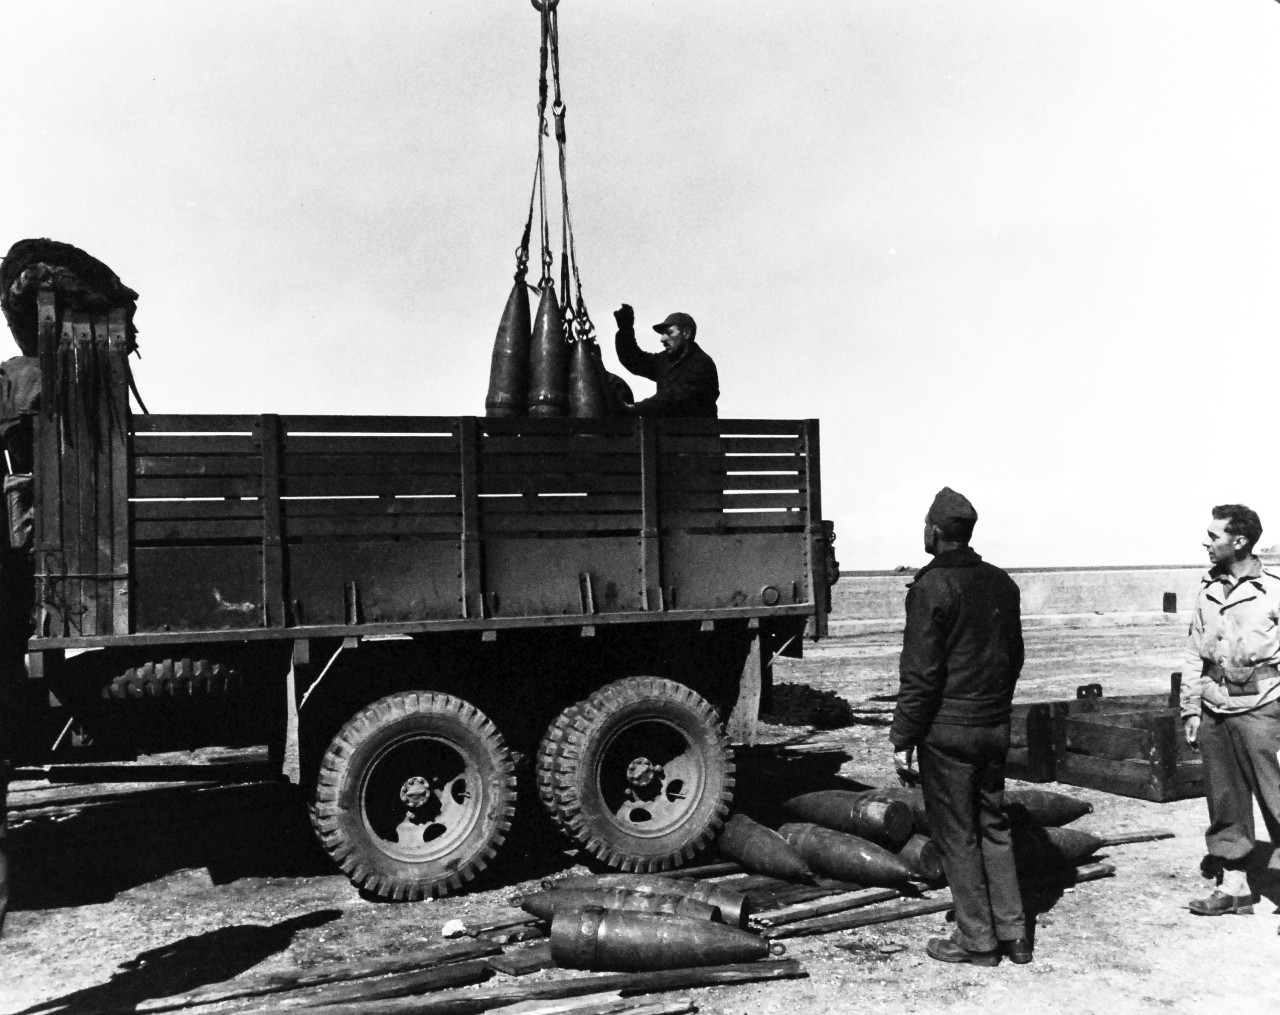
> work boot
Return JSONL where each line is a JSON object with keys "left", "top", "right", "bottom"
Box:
{"left": 1000, "top": 937, "right": 1033, "bottom": 964}
{"left": 926, "top": 936, "right": 1000, "bottom": 966}
{"left": 1188, "top": 890, "right": 1254, "bottom": 916}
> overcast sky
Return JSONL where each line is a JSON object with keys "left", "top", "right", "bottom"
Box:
{"left": 3, "top": 1, "right": 1277, "bottom": 569}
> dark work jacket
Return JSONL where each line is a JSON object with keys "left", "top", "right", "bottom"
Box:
{"left": 614, "top": 329, "right": 719, "bottom": 418}
{"left": 889, "top": 547, "right": 1024, "bottom": 749}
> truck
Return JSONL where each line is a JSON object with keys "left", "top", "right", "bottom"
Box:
{"left": 7, "top": 284, "right": 837, "bottom": 901}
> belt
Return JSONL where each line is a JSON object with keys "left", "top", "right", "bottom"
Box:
{"left": 1206, "top": 662, "right": 1280, "bottom": 697}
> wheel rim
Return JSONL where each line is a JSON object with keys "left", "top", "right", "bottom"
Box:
{"left": 358, "top": 731, "right": 485, "bottom": 864}
{"left": 594, "top": 716, "right": 706, "bottom": 838}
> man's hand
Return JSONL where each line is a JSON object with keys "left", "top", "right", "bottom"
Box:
{"left": 613, "top": 303, "right": 634, "bottom": 330}
{"left": 1184, "top": 715, "right": 1201, "bottom": 750}
{"left": 894, "top": 747, "right": 918, "bottom": 786}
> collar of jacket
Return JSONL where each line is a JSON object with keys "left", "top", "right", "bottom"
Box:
{"left": 908, "top": 546, "right": 983, "bottom": 586}
{"left": 1206, "top": 556, "right": 1263, "bottom": 586}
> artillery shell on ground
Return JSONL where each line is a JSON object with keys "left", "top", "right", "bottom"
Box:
{"left": 527, "top": 283, "right": 568, "bottom": 417}
{"left": 1003, "top": 788, "right": 1093, "bottom": 827}
{"left": 514, "top": 887, "right": 721, "bottom": 923}
{"left": 542, "top": 874, "right": 751, "bottom": 928}
{"left": 863, "top": 786, "right": 930, "bottom": 835}
{"left": 1012, "top": 825, "right": 1104, "bottom": 869}
{"left": 716, "top": 814, "right": 814, "bottom": 882}
{"left": 896, "top": 833, "right": 945, "bottom": 883}
{"left": 550, "top": 908, "right": 782, "bottom": 972}
{"left": 778, "top": 822, "right": 916, "bottom": 887}
{"left": 783, "top": 790, "right": 913, "bottom": 848}
{"left": 485, "top": 278, "right": 532, "bottom": 417}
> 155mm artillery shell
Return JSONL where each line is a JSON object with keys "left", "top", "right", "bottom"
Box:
{"left": 550, "top": 908, "right": 783, "bottom": 972}
{"left": 896, "top": 833, "right": 945, "bottom": 883}
{"left": 527, "top": 284, "right": 568, "bottom": 417}
{"left": 485, "top": 279, "right": 531, "bottom": 417}
{"left": 778, "top": 822, "right": 916, "bottom": 887}
{"left": 568, "top": 336, "right": 610, "bottom": 417}
{"left": 514, "top": 887, "right": 720, "bottom": 923}
{"left": 1012, "top": 825, "right": 1104, "bottom": 869}
{"left": 716, "top": 814, "right": 813, "bottom": 883}
{"left": 863, "top": 786, "right": 930, "bottom": 835}
{"left": 543, "top": 874, "right": 751, "bottom": 929}
{"left": 1003, "top": 788, "right": 1093, "bottom": 827}
{"left": 782, "top": 791, "right": 913, "bottom": 849}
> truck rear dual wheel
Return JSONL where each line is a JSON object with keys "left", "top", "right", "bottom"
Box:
{"left": 537, "top": 676, "right": 735, "bottom": 872}
{"left": 311, "top": 691, "right": 517, "bottom": 901}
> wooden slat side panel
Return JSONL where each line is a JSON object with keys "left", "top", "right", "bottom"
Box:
{"left": 479, "top": 513, "right": 642, "bottom": 534}
{"left": 480, "top": 452, "right": 641, "bottom": 475}
{"left": 285, "top": 515, "right": 463, "bottom": 539}
{"left": 480, "top": 417, "right": 635, "bottom": 437}
{"left": 658, "top": 473, "right": 805, "bottom": 493}
{"left": 133, "top": 435, "right": 258, "bottom": 455}
{"left": 661, "top": 511, "right": 808, "bottom": 531}
{"left": 478, "top": 493, "right": 636, "bottom": 514}
{"left": 282, "top": 453, "right": 460, "bottom": 476}
{"left": 478, "top": 473, "right": 642, "bottom": 496}
{"left": 134, "top": 477, "right": 262, "bottom": 499}
{"left": 661, "top": 436, "right": 806, "bottom": 455}
{"left": 284, "top": 498, "right": 460, "bottom": 518}
{"left": 282, "top": 415, "right": 459, "bottom": 433}
{"left": 133, "top": 415, "right": 257, "bottom": 433}
{"left": 657, "top": 419, "right": 805, "bottom": 436}
{"left": 133, "top": 500, "right": 264, "bottom": 521}
{"left": 283, "top": 436, "right": 459, "bottom": 455}
{"left": 660, "top": 491, "right": 805, "bottom": 511}
{"left": 135, "top": 455, "right": 262, "bottom": 477}
{"left": 134, "top": 519, "right": 266, "bottom": 543}
{"left": 480, "top": 435, "right": 638, "bottom": 455}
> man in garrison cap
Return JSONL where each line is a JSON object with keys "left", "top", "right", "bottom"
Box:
{"left": 890, "top": 488, "right": 1030, "bottom": 966}
{"left": 1181, "top": 504, "right": 1280, "bottom": 922}
{"left": 611, "top": 305, "right": 719, "bottom": 417}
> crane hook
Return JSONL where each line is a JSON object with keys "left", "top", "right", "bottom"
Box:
{"left": 530, "top": 0, "right": 560, "bottom": 10}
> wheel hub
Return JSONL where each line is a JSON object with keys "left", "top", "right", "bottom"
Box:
{"left": 626, "top": 757, "right": 660, "bottom": 789}
{"left": 399, "top": 775, "right": 431, "bottom": 811}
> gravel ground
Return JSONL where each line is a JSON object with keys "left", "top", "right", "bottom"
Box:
{"left": 3, "top": 618, "right": 1276, "bottom": 1015}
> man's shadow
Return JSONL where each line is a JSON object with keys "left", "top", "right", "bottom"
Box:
{"left": 14, "top": 909, "right": 341, "bottom": 1015}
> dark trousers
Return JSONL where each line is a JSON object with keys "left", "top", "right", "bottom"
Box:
{"left": 1199, "top": 701, "right": 1280, "bottom": 866}
{"left": 919, "top": 721, "right": 1025, "bottom": 952}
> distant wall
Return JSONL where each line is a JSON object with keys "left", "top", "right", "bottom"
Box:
{"left": 833, "top": 566, "right": 1204, "bottom": 621}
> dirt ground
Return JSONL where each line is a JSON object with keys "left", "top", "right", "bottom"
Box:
{"left": 3, "top": 618, "right": 1277, "bottom": 1015}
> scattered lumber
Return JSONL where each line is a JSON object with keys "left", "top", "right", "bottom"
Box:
{"left": 488, "top": 941, "right": 555, "bottom": 977}
{"left": 752, "top": 887, "right": 902, "bottom": 927}
{"left": 136, "top": 941, "right": 502, "bottom": 1012}
{"left": 763, "top": 897, "right": 953, "bottom": 938}
{"left": 277, "top": 959, "right": 807, "bottom": 1015}
{"left": 224, "top": 958, "right": 494, "bottom": 1012}
{"left": 1098, "top": 829, "right": 1175, "bottom": 846}
{"left": 499, "top": 996, "right": 694, "bottom": 1015}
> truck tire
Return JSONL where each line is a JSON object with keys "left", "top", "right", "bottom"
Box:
{"left": 102, "top": 658, "right": 239, "bottom": 699}
{"left": 311, "top": 691, "right": 517, "bottom": 901}
{"left": 537, "top": 677, "right": 734, "bottom": 872}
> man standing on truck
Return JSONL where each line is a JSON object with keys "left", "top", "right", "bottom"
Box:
{"left": 1181, "top": 504, "right": 1280, "bottom": 922}
{"left": 612, "top": 305, "right": 718, "bottom": 417}
{"left": 890, "top": 487, "right": 1030, "bottom": 967}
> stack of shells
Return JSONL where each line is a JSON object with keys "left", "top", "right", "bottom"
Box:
{"left": 512, "top": 874, "right": 783, "bottom": 972}
{"left": 485, "top": 279, "right": 612, "bottom": 419}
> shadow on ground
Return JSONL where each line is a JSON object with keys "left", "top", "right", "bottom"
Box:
{"left": 11, "top": 909, "right": 341, "bottom": 1015}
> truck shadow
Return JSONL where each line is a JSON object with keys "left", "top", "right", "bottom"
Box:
{"left": 9, "top": 782, "right": 334, "bottom": 911}
{"left": 10, "top": 909, "right": 341, "bottom": 1015}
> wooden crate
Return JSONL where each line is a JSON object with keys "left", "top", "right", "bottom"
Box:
{"left": 1052, "top": 705, "right": 1204, "bottom": 802}
{"left": 1006, "top": 673, "right": 1182, "bottom": 786}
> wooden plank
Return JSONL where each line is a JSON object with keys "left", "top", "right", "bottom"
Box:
{"left": 479, "top": 513, "right": 642, "bottom": 534}
{"left": 258, "top": 414, "right": 286, "bottom": 627}
{"left": 481, "top": 435, "right": 638, "bottom": 455}
{"left": 284, "top": 498, "right": 459, "bottom": 517}
{"left": 662, "top": 454, "right": 801, "bottom": 470}
{"left": 134, "top": 941, "right": 503, "bottom": 1012}
{"left": 134, "top": 519, "right": 265, "bottom": 543}
{"left": 134, "top": 455, "right": 263, "bottom": 477}
{"left": 487, "top": 941, "right": 554, "bottom": 977}
{"left": 658, "top": 472, "right": 804, "bottom": 493}
{"left": 283, "top": 453, "right": 460, "bottom": 476}
{"left": 657, "top": 419, "right": 805, "bottom": 436}
{"left": 660, "top": 512, "right": 807, "bottom": 531}
{"left": 481, "top": 452, "right": 641, "bottom": 475}
{"left": 133, "top": 500, "right": 264, "bottom": 520}
{"left": 754, "top": 888, "right": 901, "bottom": 928}
{"left": 1060, "top": 717, "right": 1150, "bottom": 761}
{"left": 775, "top": 897, "right": 954, "bottom": 937}
{"left": 480, "top": 417, "right": 635, "bottom": 437}
{"left": 639, "top": 418, "right": 660, "bottom": 612}
{"left": 282, "top": 415, "right": 460, "bottom": 433}
{"left": 479, "top": 474, "right": 642, "bottom": 496}
{"left": 283, "top": 474, "right": 462, "bottom": 498}
{"left": 1098, "top": 828, "right": 1175, "bottom": 846}
{"left": 133, "top": 434, "right": 258, "bottom": 455}
{"left": 95, "top": 319, "right": 116, "bottom": 636}
{"left": 71, "top": 311, "right": 96, "bottom": 635}
{"left": 133, "top": 414, "right": 257, "bottom": 433}
{"left": 285, "top": 435, "right": 460, "bottom": 456}
{"left": 802, "top": 419, "right": 825, "bottom": 639}
{"left": 285, "top": 515, "right": 462, "bottom": 539}
{"left": 659, "top": 491, "right": 804, "bottom": 511}
{"left": 661, "top": 436, "right": 805, "bottom": 455}
{"left": 480, "top": 494, "right": 638, "bottom": 514}
{"left": 108, "top": 310, "right": 131, "bottom": 635}
{"left": 458, "top": 417, "right": 482, "bottom": 620}
{"left": 284, "top": 961, "right": 808, "bottom": 1015}
{"left": 133, "top": 476, "right": 262, "bottom": 499}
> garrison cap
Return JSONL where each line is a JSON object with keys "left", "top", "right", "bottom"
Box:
{"left": 927, "top": 487, "right": 978, "bottom": 540}
{"left": 653, "top": 312, "right": 696, "bottom": 336}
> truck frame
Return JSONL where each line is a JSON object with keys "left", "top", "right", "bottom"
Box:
{"left": 12, "top": 288, "right": 835, "bottom": 899}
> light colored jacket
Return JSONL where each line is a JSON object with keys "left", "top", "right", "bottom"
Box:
{"left": 1181, "top": 558, "right": 1280, "bottom": 717}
